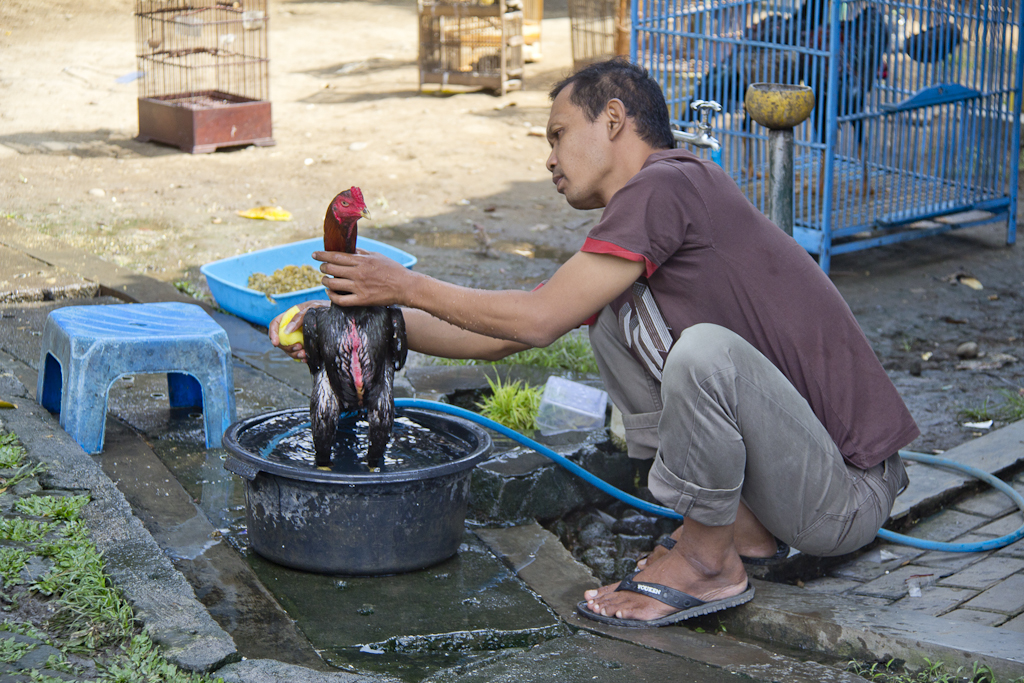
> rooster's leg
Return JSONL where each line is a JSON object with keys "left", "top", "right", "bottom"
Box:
{"left": 389, "top": 307, "right": 408, "bottom": 371}
{"left": 311, "top": 369, "right": 340, "bottom": 470}
{"left": 365, "top": 368, "right": 396, "bottom": 469}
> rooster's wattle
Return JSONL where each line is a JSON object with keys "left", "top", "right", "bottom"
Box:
{"left": 303, "top": 187, "right": 408, "bottom": 469}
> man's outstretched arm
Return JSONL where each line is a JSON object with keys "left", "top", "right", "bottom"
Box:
{"left": 314, "top": 248, "right": 645, "bottom": 348}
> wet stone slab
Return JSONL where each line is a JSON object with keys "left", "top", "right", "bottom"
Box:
{"left": 940, "top": 608, "right": 1008, "bottom": 627}
{"left": 960, "top": 573, "right": 1024, "bottom": 614}
{"left": 1001, "top": 613, "right": 1024, "bottom": 632}
{"left": 244, "top": 531, "right": 565, "bottom": 682}
{"left": 420, "top": 631, "right": 743, "bottom": 683}
{"left": 952, "top": 486, "right": 1022, "bottom": 518}
{"left": 913, "top": 534, "right": 994, "bottom": 571}
{"left": 828, "top": 544, "right": 925, "bottom": 582}
{"left": 891, "top": 420, "right": 1024, "bottom": 521}
{"left": 890, "top": 585, "right": 978, "bottom": 616}
{"left": 851, "top": 564, "right": 949, "bottom": 600}
{"left": 469, "top": 435, "right": 632, "bottom": 525}
{"left": 974, "top": 512, "right": 1024, "bottom": 537}
{"left": 0, "top": 244, "right": 97, "bottom": 303}
{"left": 937, "top": 556, "right": 1024, "bottom": 590}
{"left": 904, "top": 508, "right": 990, "bottom": 543}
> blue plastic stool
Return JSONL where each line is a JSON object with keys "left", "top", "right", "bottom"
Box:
{"left": 36, "top": 302, "right": 236, "bottom": 454}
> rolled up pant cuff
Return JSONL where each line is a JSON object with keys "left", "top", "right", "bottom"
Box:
{"left": 649, "top": 456, "right": 742, "bottom": 526}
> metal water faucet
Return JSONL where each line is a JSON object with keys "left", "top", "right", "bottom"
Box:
{"left": 672, "top": 100, "right": 722, "bottom": 152}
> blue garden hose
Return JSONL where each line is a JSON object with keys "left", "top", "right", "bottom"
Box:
{"left": 394, "top": 398, "right": 1024, "bottom": 553}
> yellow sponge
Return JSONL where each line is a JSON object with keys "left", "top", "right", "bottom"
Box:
{"left": 278, "top": 306, "right": 305, "bottom": 347}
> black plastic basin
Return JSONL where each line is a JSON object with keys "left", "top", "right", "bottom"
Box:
{"left": 222, "top": 407, "right": 491, "bottom": 575}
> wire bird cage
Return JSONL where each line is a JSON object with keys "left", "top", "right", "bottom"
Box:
{"left": 135, "top": 0, "right": 273, "bottom": 153}
{"left": 418, "top": 0, "right": 525, "bottom": 96}
{"left": 569, "top": 0, "right": 631, "bottom": 70}
{"left": 523, "top": 0, "right": 544, "bottom": 62}
{"left": 632, "top": 0, "right": 1023, "bottom": 272}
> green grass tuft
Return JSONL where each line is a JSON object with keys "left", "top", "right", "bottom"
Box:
{"left": 173, "top": 280, "right": 211, "bottom": 303}
{"left": 996, "top": 389, "right": 1024, "bottom": 422}
{"left": 0, "top": 518, "right": 55, "bottom": 543}
{"left": 15, "top": 495, "right": 90, "bottom": 521}
{"left": 99, "top": 634, "right": 224, "bottom": 683}
{"left": 0, "top": 547, "right": 31, "bottom": 586}
{"left": 476, "top": 375, "right": 542, "bottom": 432}
{"left": 960, "top": 389, "right": 1024, "bottom": 424}
{"left": 436, "top": 330, "right": 599, "bottom": 375}
{"left": 33, "top": 521, "right": 136, "bottom": 649}
{"left": 846, "top": 657, "right": 1015, "bottom": 683}
{"left": 1, "top": 463, "right": 46, "bottom": 494}
{"left": 0, "top": 636, "right": 34, "bottom": 663}
{"left": 0, "top": 432, "right": 27, "bottom": 468}
{"left": 0, "top": 428, "right": 224, "bottom": 681}
{"left": 959, "top": 398, "right": 993, "bottom": 422}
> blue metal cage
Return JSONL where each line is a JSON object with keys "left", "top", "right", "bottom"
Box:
{"left": 632, "top": 0, "right": 1023, "bottom": 272}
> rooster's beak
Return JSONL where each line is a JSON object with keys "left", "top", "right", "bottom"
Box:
{"left": 361, "top": 207, "right": 371, "bottom": 220}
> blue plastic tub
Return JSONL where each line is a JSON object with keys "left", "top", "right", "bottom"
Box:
{"left": 200, "top": 237, "right": 416, "bottom": 327}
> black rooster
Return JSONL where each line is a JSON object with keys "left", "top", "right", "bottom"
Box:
{"left": 303, "top": 187, "right": 408, "bottom": 470}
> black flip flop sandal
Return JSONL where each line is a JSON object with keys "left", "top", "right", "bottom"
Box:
{"left": 575, "top": 571, "right": 755, "bottom": 628}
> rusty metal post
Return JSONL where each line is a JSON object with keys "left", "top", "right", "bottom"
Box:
{"left": 767, "top": 128, "right": 795, "bottom": 236}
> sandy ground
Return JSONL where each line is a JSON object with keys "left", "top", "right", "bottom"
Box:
{"left": 1, "top": 0, "right": 1023, "bottom": 455}
{"left": 0, "top": 0, "right": 589, "bottom": 289}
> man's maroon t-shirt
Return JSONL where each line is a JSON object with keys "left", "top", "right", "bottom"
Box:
{"left": 581, "top": 148, "right": 919, "bottom": 469}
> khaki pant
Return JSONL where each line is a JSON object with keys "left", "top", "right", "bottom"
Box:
{"left": 589, "top": 307, "right": 908, "bottom": 557}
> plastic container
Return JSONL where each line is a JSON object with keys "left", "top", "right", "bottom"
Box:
{"left": 200, "top": 236, "right": 417, "bottom": 327}
{"left": 535, "top": 376, "right": 608, "bottom": 435}
{"left": 222, "top": 407, "right": 491, "bottom": 575}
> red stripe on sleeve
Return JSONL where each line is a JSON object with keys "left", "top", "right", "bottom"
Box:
{"left": 581, "top": 237, "right": 658, "bottom": 278}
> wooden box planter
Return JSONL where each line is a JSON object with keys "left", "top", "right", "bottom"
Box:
{"left": 137, "top": 91, "right": 273, "bottom": 154}
{"left": 134, "top": 0, "right": 273, "bottom": 153}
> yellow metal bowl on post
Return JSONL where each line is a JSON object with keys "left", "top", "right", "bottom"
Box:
{"left": 744, "top": 83, "right": 816, "bottom": 130}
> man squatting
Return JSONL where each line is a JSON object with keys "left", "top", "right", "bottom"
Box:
{"left": 270, "top": 58, "right": 917, "bottom": 628}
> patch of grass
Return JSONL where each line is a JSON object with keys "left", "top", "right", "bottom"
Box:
{"left": 847, "top": 657, "right": 1015, "bottom": 683}
{"left": 28, "top": 670, "right": 71, "bottom": 683}
{"left": 15, "top": 495, "right": 90, "bottom": 521}
{"left": 476, "top": 375, "right": 542, "bottom": 432}
{"left": 960, "top": 389, "right": 1024, "bottom": 424}
{"left": 0, "top": 432, "right": 26, "bottom": 468}
{"left": 0, "top": 546, "right": 31, "bottom": 586}
{"left": 33, "top": 521, "right": 136, "bottom": 649}
{"left": 996, "top": 389, "right": 1024, "bottom": 422}
{"left": 0, "top": 636, "right": 34, "bottom": 663}
{"left": 436, "top": 330, "right": 599, "bottom": 375}
{"left": 44, "top": 652, "right": 76, "bottom": 674}
{"left": 0, "top": 518, "right": 55, "bottom": 543}
{"left": 99, "top": 634, "right": 222, "bottom": 683}
{"left": 0, "top": 462, "right": 46, "bottom": 494}
{"left": 959, "top": 399, "right": 994, "bottom": 422}
{"left": 173, "top": 280, "right": 211, "bottom": 303}
{"left": 0, "top": 621, "right": 49, "bottom": 642}
{"left": 0, "top": 427, "right": 224, "bottom": 681}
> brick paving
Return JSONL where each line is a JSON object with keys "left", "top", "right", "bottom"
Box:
{"left": 802, "top": 471, "right": 1024, "bottom": 629}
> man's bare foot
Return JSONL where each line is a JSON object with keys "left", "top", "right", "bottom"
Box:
{"left": 581, "top": 532, "right": 748, "bottom": 622}
{"left": 636, "top": 503, "right": 778, "bottom": 571}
